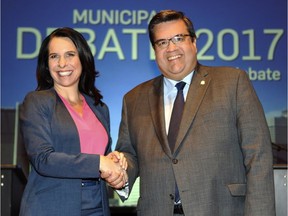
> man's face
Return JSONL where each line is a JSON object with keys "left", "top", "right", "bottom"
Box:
{"left": 153, "top": 20, "right": 197, "bottom": 80}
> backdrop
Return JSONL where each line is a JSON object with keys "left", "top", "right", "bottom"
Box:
{"left": 2, "top": 0, "right": 287, "bottom": 150}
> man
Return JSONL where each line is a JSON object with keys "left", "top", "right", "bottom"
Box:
{"left": 113, "top": 10, "right": 276, "bottom": 216}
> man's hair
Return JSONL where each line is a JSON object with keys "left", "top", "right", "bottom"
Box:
{"left": 148, "top": 10, "right": 196, "bottom": 47}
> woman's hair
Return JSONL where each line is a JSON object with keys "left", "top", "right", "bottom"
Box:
{"left": 148, "top": 10, "right": 197, "bottom": 47}
{"left": 36, "top": 27, "right": 103, "bottom": 105}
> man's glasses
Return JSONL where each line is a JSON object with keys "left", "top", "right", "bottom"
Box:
{"left": 154, "top": 34, "right": 191, "bottom": 49}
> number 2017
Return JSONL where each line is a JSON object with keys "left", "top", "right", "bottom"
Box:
{"left": 197, "top": 28, "right": 284, "bottom": 61}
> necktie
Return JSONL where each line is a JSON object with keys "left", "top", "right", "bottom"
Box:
{"left": 168, "top": 81, "right": 186, "bottom": 152}
{"left": 168, "top": 81, "right": 186, "bottom": 203}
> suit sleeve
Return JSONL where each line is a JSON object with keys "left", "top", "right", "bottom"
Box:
{"left": 236, "top": 70, "right": 276, "bottom": 215}
{"left": 115, "top": 96, "right": 139, "bottom": 201}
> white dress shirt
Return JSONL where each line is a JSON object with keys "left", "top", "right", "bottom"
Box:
{"left": 163, "top": 71, "right": 194, "bottom": 134}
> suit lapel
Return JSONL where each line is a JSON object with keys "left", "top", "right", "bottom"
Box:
{"left": 147, "top": 66, "right": 211, "bottom": 157}
{"left": 85, "top": 96, "right": 109, "bottom": 133}
{"left": 148, "top": 76, "right": 172, "bottom": 157}
{"left": 174, "top": 65, "right": 211, "bottom": 154}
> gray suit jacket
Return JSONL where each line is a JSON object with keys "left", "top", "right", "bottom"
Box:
{"left": 116, "top": 64, "right": 276, "bottom": 216}
{"left": 19, "top": 89, "right": 111, "bottom": 216}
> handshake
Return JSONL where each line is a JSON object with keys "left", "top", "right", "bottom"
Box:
{"left": 99, "top": 151, "right": 128, "bottom": 189}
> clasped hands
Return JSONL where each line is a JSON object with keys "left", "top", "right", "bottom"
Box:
{"left": 100, "top": 151, "right": 128, "bottom": 189}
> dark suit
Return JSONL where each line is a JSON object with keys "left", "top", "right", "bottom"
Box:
{"left": 116, "top": 64, "right": 275, "bottom": 216}
{"left": 19, "top": 89, "right": 111, "bottom": 216}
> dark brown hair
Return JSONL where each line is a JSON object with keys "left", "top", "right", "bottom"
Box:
{"left": 148, "top": 10, "right": 196, "bottom": 47}
{"left": 36, "top": 27, "right": 103, "bottom": 105}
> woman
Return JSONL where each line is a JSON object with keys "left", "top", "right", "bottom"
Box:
{"left": 19, "top": 27, "right": 126, "bottom": 216}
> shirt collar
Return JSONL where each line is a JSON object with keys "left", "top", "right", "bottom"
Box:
{"left": 164, "top": 71, "right": 194, "bottom": 93}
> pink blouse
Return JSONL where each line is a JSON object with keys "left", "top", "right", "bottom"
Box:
{"left": 59, "top": 94, "right": 108, "bottom": 155}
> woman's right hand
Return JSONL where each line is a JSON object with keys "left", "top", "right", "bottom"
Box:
{"left": 99, "top": 154, "right": 127, "bottom": 189}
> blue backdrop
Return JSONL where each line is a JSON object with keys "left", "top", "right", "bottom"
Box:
{"left": 2, "top": 0, "right": 287, "bottom": 148}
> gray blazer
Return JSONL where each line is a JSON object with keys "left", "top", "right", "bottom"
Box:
{"left": 116, "top": 64, "right": 276, "bottom": 216}
{"left": 19, "top": 89, "right": 111, "bottom": 216}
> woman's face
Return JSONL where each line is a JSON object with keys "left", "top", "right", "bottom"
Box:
{"left": 48, "top": 37, "right": 82, "bottom": 90}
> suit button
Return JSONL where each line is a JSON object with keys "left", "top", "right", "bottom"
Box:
{"left": 169, "top": 194, "right": 174, "bottom": 200}
{"left": 172, "top": 159, "right": 178, "bottom": 164}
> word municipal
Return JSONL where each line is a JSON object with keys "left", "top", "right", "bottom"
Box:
{"left": 73, "top": 9, "right": 157, "bottom": 25}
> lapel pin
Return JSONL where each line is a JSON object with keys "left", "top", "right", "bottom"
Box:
{"left": 200, "top": 80, "right": 205, "bottom": 85}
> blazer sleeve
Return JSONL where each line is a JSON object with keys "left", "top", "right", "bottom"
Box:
{"left": 115, "top": 95, "right": 139, "bottom": 201}
{"left": 236, "top": 70, "right": 275, "bottom": 215}
{"left": 20, "top": 91, "right": 103, "bottom": 179}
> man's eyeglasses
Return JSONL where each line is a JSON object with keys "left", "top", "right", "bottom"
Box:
{"left": 154, "top": 34, "right": 191, "bottom": 49}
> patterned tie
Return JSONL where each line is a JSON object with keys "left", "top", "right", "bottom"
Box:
{"left": 168, "top": 81, "right": 186, "bottom": 152}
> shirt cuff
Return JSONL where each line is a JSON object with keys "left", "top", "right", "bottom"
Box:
{"left": 115, "top": 182, "right": 129, "bottom": 199}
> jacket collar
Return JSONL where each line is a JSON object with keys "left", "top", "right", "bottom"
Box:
{"left": 148, "top": 63, "right": 211, "bottom": 157}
